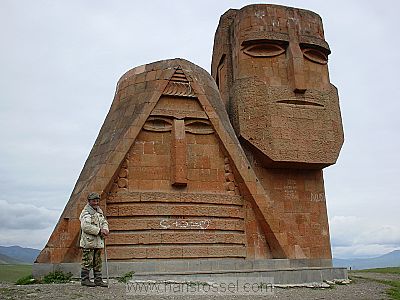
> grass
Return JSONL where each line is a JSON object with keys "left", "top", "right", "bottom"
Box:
{"left": 351, "top": 267, "right": 400, "bottom": 300}
{"left": 41, "top": 270, "right": 72, "bottom": 284}
{"left": 117, "top": 271, "right": 135, "bottom": 283}
{"left": 15, "top": 274, "right": 37, "bottom": 285}
{"left": 372, "top": 279, "right": 400, "bottom": 300}
{"left": 386, "top": 282, "right": 400, "bottom": 300}
{"left": 0, "top": 264, "right": 32, "bottom": 283}
{"left": 0, "top": 265, "right": 73, "bottom": 286}
{"left": 15, "top": 270, "right": 72, "bottom": 285}
{"left": 357, "top": 267, "right": 400, "bottom": 275}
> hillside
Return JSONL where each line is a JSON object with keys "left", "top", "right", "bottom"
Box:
{"left": 0, "top": 253, "right": 24, "bottom": 264}
{"left": 333, "top": 250, "right": 400, "bottom": 270}
{"left": 0, "top": 246, "right": 40, "bottom": 264}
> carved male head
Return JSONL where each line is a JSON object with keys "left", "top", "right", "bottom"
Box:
{"left": 212, "top": 4, "right": 344, "bottom": 167}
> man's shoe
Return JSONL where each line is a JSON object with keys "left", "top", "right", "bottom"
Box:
{"left": 81, "top": 278, "right": 96, "bottom": 287}
{"left": 94, "top": 271, "right": 108, "bottom": 287}
{"left": 81, "top": 269, "right": 96, "bottom": 287}
{"left": 95, "top": 279, "right": 108, "bottom": 287}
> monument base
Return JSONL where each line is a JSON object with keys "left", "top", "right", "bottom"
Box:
{"left": 33, "top": 258, "right": 347, "bottom": 284}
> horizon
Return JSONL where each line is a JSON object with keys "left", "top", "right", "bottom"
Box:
{"left": 1, "top": 244, "right": 399, "bottom": 261}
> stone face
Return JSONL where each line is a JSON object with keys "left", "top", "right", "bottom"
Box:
{"left": 211, "top": 4, "right": 344, "bottom": 167}
{"left": 36, "top": 4, "right": 343, "bottom": 266}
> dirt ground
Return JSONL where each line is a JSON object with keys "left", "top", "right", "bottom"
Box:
{"left": 0, "top": 272, "right": 395, "bottom": 300}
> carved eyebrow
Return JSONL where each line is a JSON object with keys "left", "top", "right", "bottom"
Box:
{"left": 300, "top": 43, "right": 330, "bottom": 65}
{"left": 241, "top": 39, "right": 288, "bottom": 47}
{"left": 241, "top": 39, "right": 289, "bottom": 58}
{"left": 299, "top": 41, "right": 331, "bottom": 55}
{"left": 184, "top": 119, "right": 214, "bottom": 134}
{"left": 143, "top": 117, "right": 215, "bottom": 134}
{"left": 143, "top": 117, "right": 173, "bottom": 132}
{"left": 242, "top": 42, "right": 286, "bottom": 58}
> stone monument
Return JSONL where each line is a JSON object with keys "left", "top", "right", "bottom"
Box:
{"left": 211, "top": 4, "right": 344, "bottom": 259}
{"left": 34, "top": 4, "right": 346, "bottom": 284}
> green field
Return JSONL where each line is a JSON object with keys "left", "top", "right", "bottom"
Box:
{"left": 357, "top": 267, "right": 400, "bottom": 275}
{"left": 351, "top": 267, "right": 400, "bottom": 300}
{"left": 0, "top": 264, "right": 32, "bottom": 283}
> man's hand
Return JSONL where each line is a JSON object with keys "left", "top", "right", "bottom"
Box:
{"left": 100, "top": 228, "right": 109, "bottom": 238}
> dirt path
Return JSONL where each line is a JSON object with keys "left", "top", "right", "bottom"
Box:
{"left": 0, "top": 276, "right": 391, "bottom": 300}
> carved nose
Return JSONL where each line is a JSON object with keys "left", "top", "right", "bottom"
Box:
{"left": 288, "top": 43, "right": 307, "bottom": 94}
{"left": 171, "top": 119, "right": 187, "bottom": 186}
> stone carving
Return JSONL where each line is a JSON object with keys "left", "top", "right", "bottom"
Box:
{"left": 35, "top": 4, "right": 343, "bottom": 267}
{"left": 212, "top": 4, "right": 343, "bottom": 166}
{"left": 224, "top": 157, "right": 240, "bottom": 195}
{"left": 110, "top": 155, "right": 130, "bottom": 193}
{"left": 211, "top": 4, "right": 344, "bottom": 259}
{"left": 163, "top": 68, "right": 196, "bottom": 97}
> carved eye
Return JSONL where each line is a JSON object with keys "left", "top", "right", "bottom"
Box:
{"left": 143, "top": 117, "right": 172, "bottom": 132}
{"left": 185, "top": 119, "right": 214, "bottom": 135}
{"left": 243, "top": 43, "right": 286, "bottom": 57}
{"left": 302, "top": 48, "right": 328, "bottom": 65}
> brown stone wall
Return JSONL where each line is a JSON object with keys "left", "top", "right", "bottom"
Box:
{"left": 251, "top": 162, "right": 331, "bottom": 258}
{"left": 105, "top": 191, "right": 250, "bottom": 259}
{"left": 124, "top": 126, "right": 227, "bottom": 193}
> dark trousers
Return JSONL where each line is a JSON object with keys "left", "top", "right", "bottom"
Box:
{"left": 81, "top": 248, "right": 102, "bottom": 272}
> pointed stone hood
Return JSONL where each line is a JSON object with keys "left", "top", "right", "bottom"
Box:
{"left": 36, "top": 58, "right": 289, "bottom": 264}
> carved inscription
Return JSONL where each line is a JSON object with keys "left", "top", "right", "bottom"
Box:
{"left": 284, "top": 179, "right": 298, "bottom": 201}
{"left": 160, "top": 218, "right": 210, "bottom": 229}
{"left": 311, "top": 192, "right": 326, "bottom": 202}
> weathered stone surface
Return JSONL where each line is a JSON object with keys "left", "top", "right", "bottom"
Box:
{"left": 36, "top": 4, "right": 343, "bottom": 270}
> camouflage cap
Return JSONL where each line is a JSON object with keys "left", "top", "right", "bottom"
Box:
{"left": 87, "top": 192, "right": 101, "bottom": 201}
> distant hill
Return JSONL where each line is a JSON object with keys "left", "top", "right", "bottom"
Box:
{"left": 333, "top": 250, "right": 400, "bottom": 270}
{"left": 0, "top": 253, "right": 25, "bottom": 264}
{"left": 0, "top": 246, "right": 40, "bottom": 264}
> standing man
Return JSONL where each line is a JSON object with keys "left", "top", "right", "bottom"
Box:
{"left": 79, "top": 192, "right": 109, "bottom": 287}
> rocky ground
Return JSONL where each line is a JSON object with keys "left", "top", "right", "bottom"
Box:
{"left": 0, "top": 272, "right": 396, "bottom": 300}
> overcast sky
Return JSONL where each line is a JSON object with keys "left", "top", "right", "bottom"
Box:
{"left": 0, "top": 0, "right": 399, "bottom": 259}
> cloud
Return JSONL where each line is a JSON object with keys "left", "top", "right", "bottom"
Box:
{"left": 333, "top": 244, "right": 400, "bottom": 259}
{"left": 0, "top": 200, "right": 61, "bottom": 249}
{"left": 329, "top": 216, "right": 362, "bottom": 247}
{"left": 356, "top": 225, "right": 400, "bottom": 246}
{"left": 0, "top": 200, "right": 60, "bottom": 230}
{"left": 330, "top": 215, "right": 400, "bottom": 258}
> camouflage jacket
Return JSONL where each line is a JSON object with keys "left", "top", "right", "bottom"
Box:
{"left": 79, "top": 204, "right": 109, "bottom": 249}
